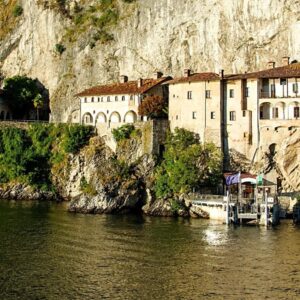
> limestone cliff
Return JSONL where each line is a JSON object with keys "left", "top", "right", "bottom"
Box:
{"left": 1, "top": 0, "right": 300, "bottom": 123}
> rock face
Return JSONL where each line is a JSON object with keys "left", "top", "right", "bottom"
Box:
{"left": 1, "top": 0, "right": 300, "bottom": 122}
{"left": 253, "top": 128, "right": 300, "bottom": 192}
{"left": 0, "top": 183, "right": 56, "bottom": 201}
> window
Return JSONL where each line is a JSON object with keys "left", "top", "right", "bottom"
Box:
{"left": 84, "top": 97, "right": 87, "bottom": 103}
{"left": 98, "top": 97, "right": 100, "bottom": 102}
{"left": 243, "top": 110, "right": 246, "bottom": 117}
{"left": 271, "top": 84, "right": 276, "bottom": 97}
{"left": 294, "top": 107, "right": 299, "bottom": 118}
{"left": 91, "top": 97, "right": 94, "bottom": 102}
{"left": 229, "top": 89, "right": 234, "bottom": 98}
{"left": 205, "top": 90, "right": 211, "bottom": 98}
{"left": 101, "top": 97, "right": 103, "bottom": 102}
{"left": 173, "top": 94, "right": 175, "bottom": 98}
{"left": 211, "top": 112, "right": 215, "bottom": 119}
{"left": 273, "top": 107, "right": 279, "bottom": 118}
{"left": 187, "top": 91, "right": 192, "bottom": 99}
{"left": 176, "top": 115, "right": 178, "bottom": 120}
{"left": 245, "top": 87, "right": 249, "bottom": 97}
{"left": 280, "top": 78, "right": 287, "bottom": 85}
{"left": 229, "top": 111, "right": 236, "bottom": 121}
{"left": 293, "top": 83, "right": 299, "bottom": 93}
{"left": 115, "top": 96, "right": 118, "bottom": 102}
{"left": 130, "top": 95, "right": 134, "bottom": 100}
{"left": 122, "top": 96, "right": 125, "bottom": 101}
{"left": 107, "top": 96, "right": 110, "bottom": 102}
{"left": 192, "top": 112, "right": 197, "bottom": 119}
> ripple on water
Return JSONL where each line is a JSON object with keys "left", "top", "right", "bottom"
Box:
{"left": 0, "top": 201, "right": 300, "bottom": 300}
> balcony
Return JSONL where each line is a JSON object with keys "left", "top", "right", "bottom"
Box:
{"left": 260, "top": 91, "right": 300, "bottom": 99}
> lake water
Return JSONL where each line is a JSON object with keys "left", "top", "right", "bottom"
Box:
{"left": 0, "top": 200, "right": 299, "bottom": 300}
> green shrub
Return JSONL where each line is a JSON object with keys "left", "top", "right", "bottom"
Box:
{"left": 0, "top": 124, "right": 95, "bottom": 190}
{"left": 55, "top": 43, "right": 66, "bottom": 55}
{"left": 12, "top": 5, "right": 23, "bottom": 17}
{"left": 80, "top": 176, "right": 97, "bottom": 196}
{"left": 112, "top": 124, "right": 135, "bottom": 142}
{"left": 62, "top": 125, "right": 94, "bottom": 154}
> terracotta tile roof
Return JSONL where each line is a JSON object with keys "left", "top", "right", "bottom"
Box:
{"left": 166, "top": 72, "right": 220, "bottom": 84}
{"left": 226, "top": 62, "right": 300, "bottom": 80}
{"left": 76, "top": 77, "right": 171, "bottom": 97}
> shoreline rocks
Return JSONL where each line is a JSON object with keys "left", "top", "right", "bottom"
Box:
{"left": 0, "top": 184, "right": 58, "bottom": 202}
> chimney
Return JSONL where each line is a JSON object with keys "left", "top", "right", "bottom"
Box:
{"left": 153, "top": 71, "right": 163, "bottom": 79}
{"left": 137, "top": 78, "right": 143, "bottom": 88}
{"left": 184, "top": 69, "right": 191, "bottom": 77}
{"left": 120, "top": 75, "right": 128, "bottom": 83}
{"left": 219, "top": 69, "right": 224, "bottom": 79}
{"left": 282, "top": 56, "right": 290, "bottom": 66}
{"left": 267, "top": 61, "right": 275, "bottom": 69}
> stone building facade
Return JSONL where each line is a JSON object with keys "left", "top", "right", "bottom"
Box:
{"left": 167, "top": 70, "right": 222, "bottom": 147}
{"left": 167, "top": 59, "right": 300, "bottom": 181}
{"left": 75, "top": 73, "right": 170, "bottom": 134}
{"left": 75, "top": 58, "right": 300, "bottom": 189}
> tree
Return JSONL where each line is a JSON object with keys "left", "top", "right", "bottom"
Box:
{"left": 33, "top": 94, "right": 43, "bottom": 121}
{"left": 155, "top": 128, "right": 223, "bottom": 198}
{"left": 138, "top": 95, "right": 167, "bottom": 119}
{"left": 2, "top": 76, "right": 43, "bottom": 119}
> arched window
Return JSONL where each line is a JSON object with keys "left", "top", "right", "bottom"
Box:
{"left": 98, "top": 97, "right": 100, "bottom": 102}
{"left": 96, "top": 112, "right": 107, "bottom": 124}
{"left": 115, "top": 96, "right": 118, "bottom": 102}
{"left": 84, "top": 97, "right": 87, "bottom": 103}
{"left": 107, "top": 96, "right": 111, "bottom": 102}
{"left": 109, "top": 111, "right": 121, "bottom": 123}
{"left": 91, "top": 97, "right": 94, "bottom": 102}
{"left": 82, "top": 113, "right": 93, "bottom": 124}
{"left": 124, "top": 111, "right": 138, "bottom": 123}
{"left": 122, "top": 96, "right": 125, "bottom": 101}
{"left": 101, "top": 97, "right": 103, "bottom": 102}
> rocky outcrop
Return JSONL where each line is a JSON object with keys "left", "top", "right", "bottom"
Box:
{"left": 0, "top": 183, "right": 56, "bottom": 201}
{"left": 251, "top": 127, "right": 300, "bottom": 193}
{"left": 1, "top": 0, "right": 300, "bottom": 122}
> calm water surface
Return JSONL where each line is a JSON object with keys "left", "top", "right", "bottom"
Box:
{"left": 0, "top": 200, "right": 299, "bottom": 300}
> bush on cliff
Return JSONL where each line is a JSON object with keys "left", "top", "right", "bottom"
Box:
{"left": 112, "top": 124, "right": 135, "bottom": 142}
{"left": 0, "top": 124, "right": 95, "bottom": 190}
{"left": 62, "top": 125, "right": 94, "bottom": 154}
{"left": 154, "top": 128, "right": 223, "bottom": 198}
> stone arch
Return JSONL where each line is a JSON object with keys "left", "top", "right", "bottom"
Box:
{"left": 95, "top": 112, "right": 107, "bottom": 124}
{"left": 288, "top": 101, "right": 300, "bottom": 119}
{"left": 109, "top": 111, "right": 121, "bottom": 123}
{"left": 82, "top": 112, "right": 93, "bottom": 125}
{"left": 260, "top": 102, "right": 272, "bottom": 119}
{"left": 273, "top": 102, "right": 286, "bottom": 119}
{"left": 124, "top": 110, "right": 137, "bottom": 123}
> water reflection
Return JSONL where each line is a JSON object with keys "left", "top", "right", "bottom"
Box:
{"left": 0, "top": 201, "right": 299, "bottom": 299}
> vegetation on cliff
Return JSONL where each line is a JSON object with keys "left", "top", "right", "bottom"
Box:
{"left": 36, "top": 0, "right": 137, "bottom": 48}
{"left": 0, "top": 0, "right": 22, "bottom": 41}
{"left": 154, "top": 128, "right": 223, "bottom": 198}
{"left": 0, "top": 124, "right": 94, "bottom": 190}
